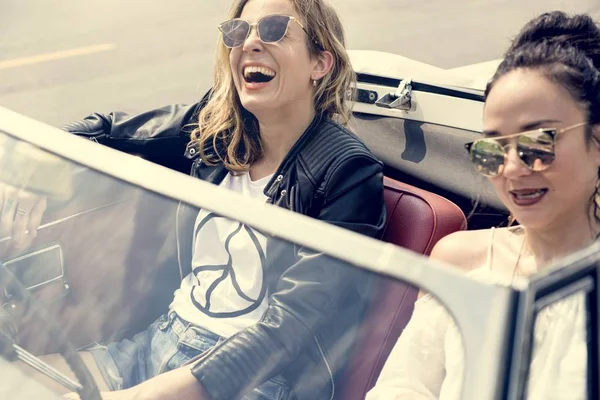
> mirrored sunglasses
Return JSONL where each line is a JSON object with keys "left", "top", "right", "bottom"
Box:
{"left": 465, "top": 122, "right": 587, "bottom": 177}
{"left": 218, "top": 14, "right": 323, "bottom": 50}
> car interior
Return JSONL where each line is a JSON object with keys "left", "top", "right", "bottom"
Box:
{"left": 0, "top": 73, "right": 512, "bottom": 398}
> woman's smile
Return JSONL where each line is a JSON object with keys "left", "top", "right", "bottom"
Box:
{"left": 241, "top": 63, "right": 277, "bottom": 90}
{"left": 509, "top": 188, "right": 548, "bottom": 206}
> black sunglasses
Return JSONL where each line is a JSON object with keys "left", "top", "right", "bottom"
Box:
{"left": 465, "top": 122, "right": 587, "bottom": 177}
{"left": 218, "top": 14, "right": 324, "bottom": 51}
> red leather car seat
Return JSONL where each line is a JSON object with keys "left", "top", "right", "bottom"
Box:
{"left": 339, "top": 177, "right": 466, "bottom": 399}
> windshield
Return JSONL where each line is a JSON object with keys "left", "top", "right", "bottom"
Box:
{"left": 0, "top": 109, "right": 520, "bottom": 400}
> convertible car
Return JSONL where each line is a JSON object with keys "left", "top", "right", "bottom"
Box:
{"left": 0, "top": 50, "right": 598, "bottom": 400}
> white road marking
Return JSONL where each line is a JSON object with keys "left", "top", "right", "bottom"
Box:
{"left": 0, "top": 44, "right": 116, "bottom": 70}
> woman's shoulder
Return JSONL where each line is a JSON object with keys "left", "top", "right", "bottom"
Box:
{"left": 430, "top": 228, "right": 499, "bottom": 273}
{"left": 309, "top": 118, "right": 377, "bottom": 160}
{"left": 300, "top": 119, "right": 382, "bottom": 187}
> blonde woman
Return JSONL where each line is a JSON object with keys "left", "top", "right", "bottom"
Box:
{"left": 58, "top": 0, "right": 386, "bottom": 399}
{"left": 366, "top": 11, "right": 600, "bottom": 400}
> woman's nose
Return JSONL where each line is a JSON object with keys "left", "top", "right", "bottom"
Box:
{"left": 242, "top": 25, "right": 263, "bottom": 53}
{"left": 501, "top": 147, "right": 531, "bottom": 179}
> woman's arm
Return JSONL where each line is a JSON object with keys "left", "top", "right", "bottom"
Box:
{"left": 62, "top": 91, "right": 212, "bottom": 173}
{"left": 62, "top": 103, "right": 199, "bottom": 173}
{"left": 366, "top": 231, "right": 486, "bottom": 400}
{"left": 365, "top": 294, "right": 450, "bottom": 400}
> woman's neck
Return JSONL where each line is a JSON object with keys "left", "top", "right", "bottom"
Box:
{"left": 523, "top": 212, "right": 598, "bottom": 265}
{"left": 254, "top": 103, "right": 316, "bottom": 173}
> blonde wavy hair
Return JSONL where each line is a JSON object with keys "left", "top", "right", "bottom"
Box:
{"left": 191, "top": 0, "right": 356, "bottom": 172}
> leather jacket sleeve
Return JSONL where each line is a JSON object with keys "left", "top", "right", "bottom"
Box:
{"left": 191, "top": 155, "right": 386, "bottom": 400}
{"left": 62, "top": 91, "right": 211, "bottom": 172}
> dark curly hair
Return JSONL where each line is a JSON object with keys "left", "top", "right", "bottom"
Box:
{"left": 486, "top": 11, "right": 600, "bottom": 126}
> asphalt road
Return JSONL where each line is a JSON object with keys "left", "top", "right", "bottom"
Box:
{"left": 1, "top": 0, "right": 599, "bottom": 127}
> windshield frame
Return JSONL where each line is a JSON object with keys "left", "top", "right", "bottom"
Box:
{"left": 0, "top": 105, "right": 523, "bottom": 399}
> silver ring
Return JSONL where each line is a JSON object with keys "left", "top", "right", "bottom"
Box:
{"left": 16, "top": 208, "right": 28, "bottom": 216}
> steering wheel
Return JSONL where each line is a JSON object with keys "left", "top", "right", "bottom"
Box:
{"left": 0, "top": 264, "right": 101, "bottom": 400}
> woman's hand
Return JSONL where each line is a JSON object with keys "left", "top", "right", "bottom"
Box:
{"left": 0, "top": 183, "right": 47, "bottom": 252}
{"left": 63, "top": 365, "right": 209, "bottom": 400}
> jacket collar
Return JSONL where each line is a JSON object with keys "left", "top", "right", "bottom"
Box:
{"left": 263, "top": 113, "right": 324, "bottom": 197}
{"left": 185, "top": 113, "right": 326, "bottom": 193}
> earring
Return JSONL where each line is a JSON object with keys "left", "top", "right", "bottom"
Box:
{"left": 594, "top": 179, "right": 600, "bottom": 221}
{"left": 312, "top": 79, "right": 318, "bottom": 87}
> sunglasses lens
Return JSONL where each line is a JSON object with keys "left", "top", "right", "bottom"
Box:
{"left": 517, "top": 130, "right": 555, "bottom": 171}
{"left": 258, "top": 15, "right": 291, "bottom": 43}
{"left": 470, "top": 139, "right": 506, "bottom": 176}
{"left": 220, "top": 19, "right": 250, "bottom": 48}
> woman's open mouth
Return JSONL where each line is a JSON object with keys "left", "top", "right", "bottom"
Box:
{"left": 243, "top": 66, "right": 276, "bottom": 87}
{"left": 510, "top": 188, "right": 548, "bottom": 206}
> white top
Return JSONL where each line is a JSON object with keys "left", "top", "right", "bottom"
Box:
{"left": 366, "top": 228, "right": 588, "bottom": 400}
{"left": 170, "top": 172, "right": 273, "bottom": 338}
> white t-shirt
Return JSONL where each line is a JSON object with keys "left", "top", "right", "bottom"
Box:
{"left": 170, "top": 172, "right": 272, "bottom": 338}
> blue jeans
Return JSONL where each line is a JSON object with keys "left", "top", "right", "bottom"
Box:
{"left": 87, "top": 311, "right": 292, "bottom": 400}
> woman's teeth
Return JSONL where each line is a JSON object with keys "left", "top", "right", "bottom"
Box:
{"left": 243, "top": 66, "right": 275, "bottom": 79}
{"left": 512, "top": 189, "right": 548, "bottom": 199}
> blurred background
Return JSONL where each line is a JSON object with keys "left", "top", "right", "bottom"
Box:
{"left": 1, "top": 0, "right": 599, "bottom": 127}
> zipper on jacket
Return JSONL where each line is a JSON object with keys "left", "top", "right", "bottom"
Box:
{"left": 88, "top": 133, "right": 107, "bottom": 144}
{"left": 314, "top": 336, "right": 335, "bottom": 400}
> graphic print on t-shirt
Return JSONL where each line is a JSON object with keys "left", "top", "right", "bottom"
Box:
{"left": 190, "top": 212, "right": 267, "bottom": 318}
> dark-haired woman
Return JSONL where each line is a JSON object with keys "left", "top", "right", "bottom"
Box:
{"left": 367, "top": 11, "right": 600, "bottom": 400}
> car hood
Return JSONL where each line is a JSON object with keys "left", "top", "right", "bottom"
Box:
{"left": 348, "top": 50, "right": 500, "bottom": 92}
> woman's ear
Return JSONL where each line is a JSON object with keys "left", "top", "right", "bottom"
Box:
{"left": 311, "top": 51, "right": 334, "bottom": 81}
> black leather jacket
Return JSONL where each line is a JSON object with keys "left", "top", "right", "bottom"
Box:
{"left": 64, "top": 101, "right": 386, "bottom": 400}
